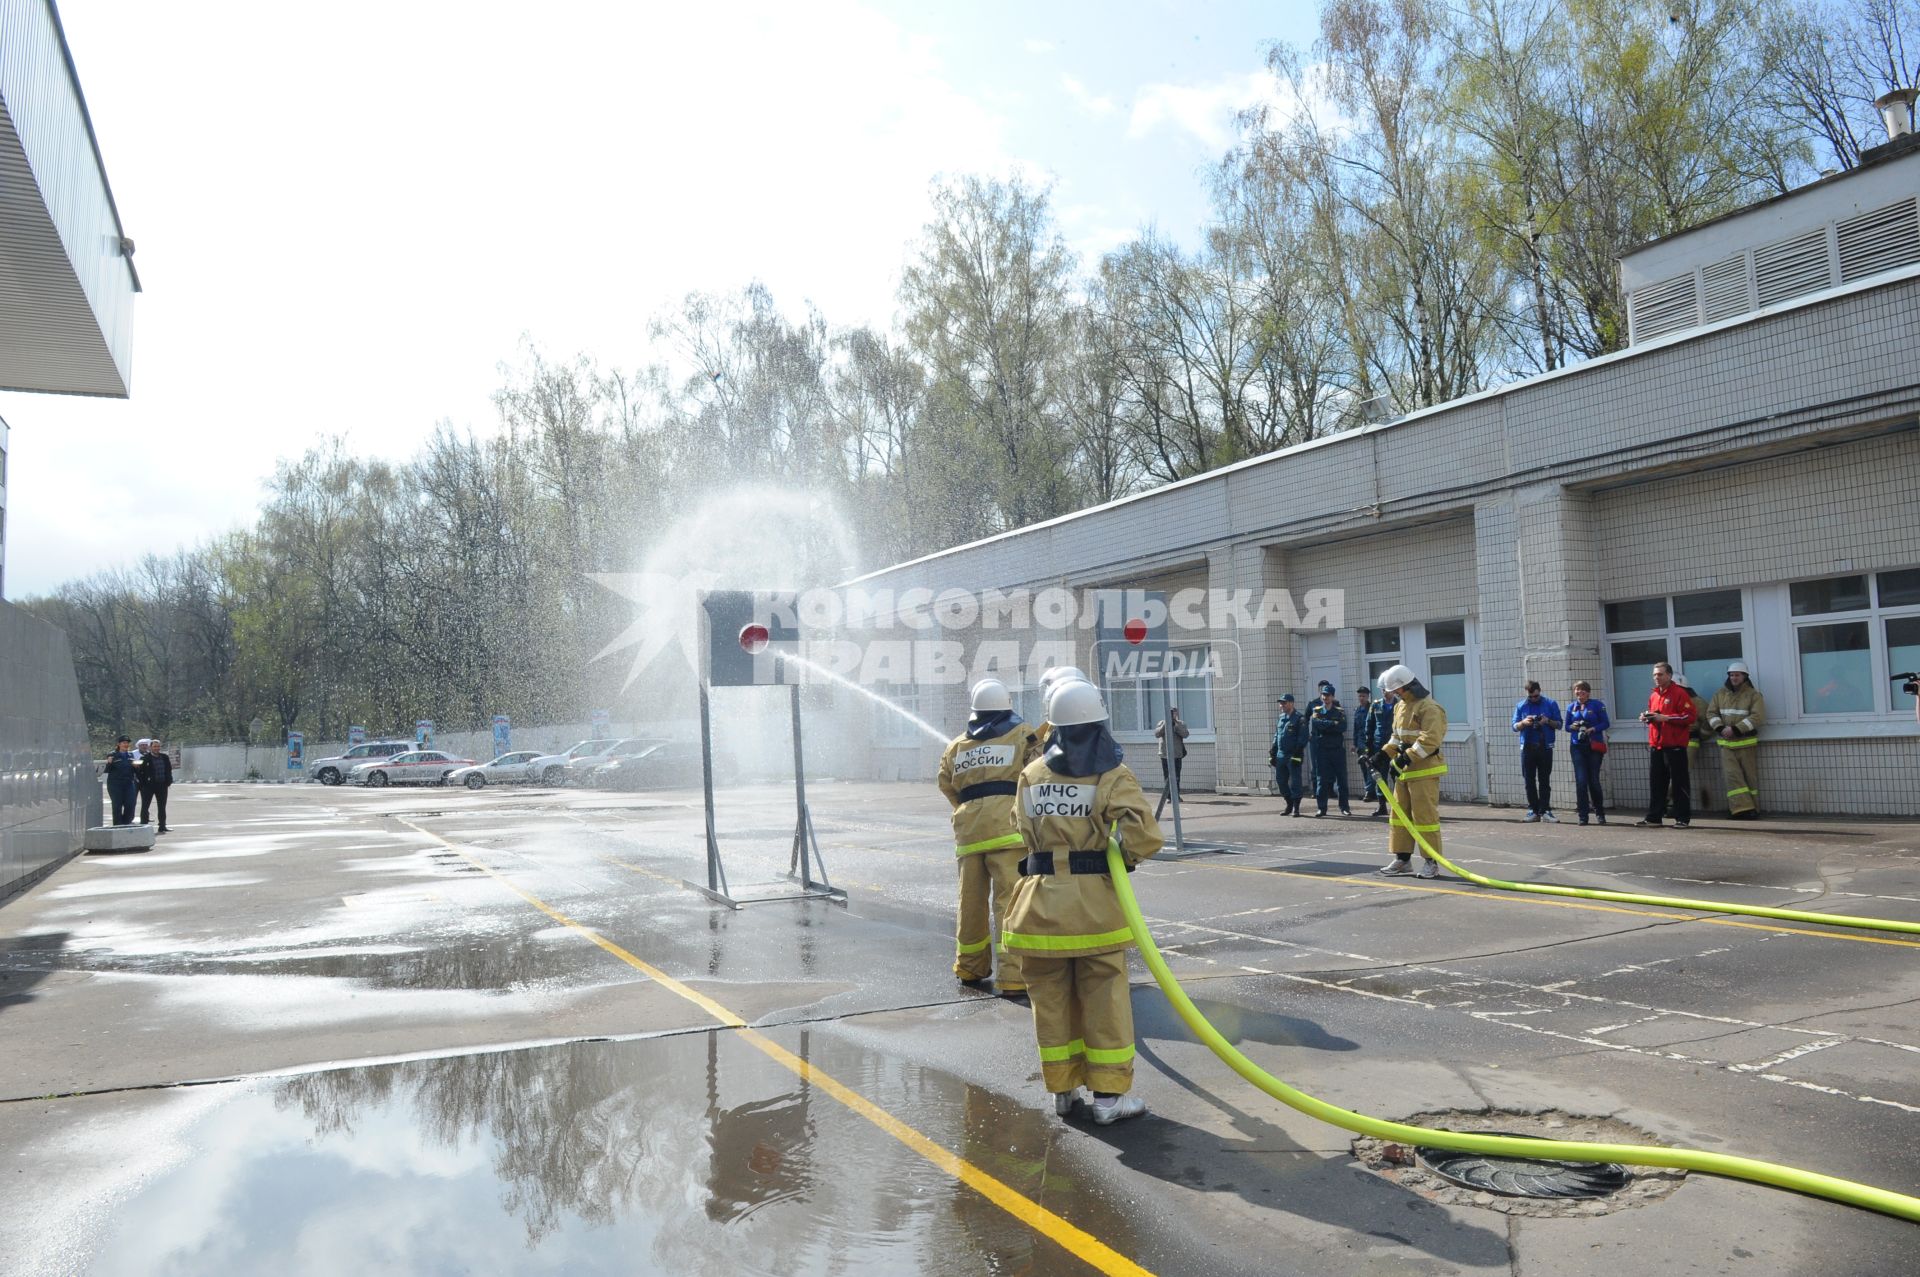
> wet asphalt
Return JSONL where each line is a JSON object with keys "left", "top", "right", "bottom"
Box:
{"left": 2, "top": 779, "right": 1918, "bottom": 1275}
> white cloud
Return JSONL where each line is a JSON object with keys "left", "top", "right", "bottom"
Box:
{"left": 1060, "top": 74, "right": 1116, "bottom": 119}
{"left": 1128, "top": 68, "right": 1306, "bottom": 153}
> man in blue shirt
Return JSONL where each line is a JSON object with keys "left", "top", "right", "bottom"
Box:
{"left": 1308, "top": 681, "right": 1351, "bottom": 817}
{"left": 1512, "top": 681, "right": 1563, "bottom": 822}
{"left": 1352, "top": 685, "right": 1388, "bottom": 818}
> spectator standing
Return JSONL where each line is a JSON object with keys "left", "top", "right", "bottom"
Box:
{"left": 1269, "top": 695, "right": 1308, "bottom": 817}
{"left": 1153, "top": 707, "right": 1189, "bottom": 793}
{"left": 139, "top": 735, "right": 175, "bottom": 833}
{"left": 1565, "top": 681, "right": 1610, "bottom": 826}
{"left": 1635, "top": 662, "right": 1697, "bottom": 828}
{"left": 101, "top": 736, "right": 138, "bottom": 826}
{"left": 1705, "top": 662, "right": 1767, "bottom": 820}
{"left": 1673, "top": 674, "right": 1715, "bottom": 812}
{"left": 1352, "top": 686, "right": 1387, "bottom": 818}
{"left": 1367, "top": 686, "right": 1397, "bottom": 817}
{"left": 1511, "top": 681, "right": 1563, "bottom": 822}
{"left": 1308, "top": 681, "right": 1351, "bottom": 817}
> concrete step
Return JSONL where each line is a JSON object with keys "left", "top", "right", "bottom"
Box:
{"left": 84, "top": 825, "right": 155, "bottom": 853}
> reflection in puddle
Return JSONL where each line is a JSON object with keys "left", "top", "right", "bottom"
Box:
{"left": 67, "top": 1028, "right": 1139, "bottom": 1275}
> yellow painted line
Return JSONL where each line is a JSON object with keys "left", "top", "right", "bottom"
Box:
{"left": 595, "top": 852, "right": 683, "bottom": 887}
{"left": 1189, "top": 861, "right": 1920, "bottom": 949}
{"left": 398, "top": 818, "right": 1151, "bottom": 1277}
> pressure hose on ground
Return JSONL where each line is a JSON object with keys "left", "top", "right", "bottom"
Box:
{"left": 1105, "top": 841, "right": 1920, "bottom": 1223}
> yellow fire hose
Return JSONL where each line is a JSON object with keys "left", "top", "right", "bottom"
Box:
{"left": 1105, "top": 840, "right": 1920, "bottom": 1223}
{"left": 1358, "top": 755, "right": 1920, "bottom": 935}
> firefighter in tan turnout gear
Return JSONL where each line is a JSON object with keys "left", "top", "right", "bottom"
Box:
{"left": 938, "top": 679, "right": 1042, "bottom": 995}
{"left": 1706, "top": 661, "right": 1767, "bottom": 819}
{"left": 1006, "top": 678, "right": 1164, "bottom": 1125}
{"left": 1370, "top": 663, "right": 1449, "bottom": 879}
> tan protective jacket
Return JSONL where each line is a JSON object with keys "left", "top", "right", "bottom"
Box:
{"left": 1706, "top": 684, "right": 1766, "bottom": 744}
{"left": 1384, "top": 693, "right": 1449, "bottom": 780}
{"left": 937, "top": 719, "right": 1042, "bottom": 855}
{"left": 1003, "top": 761, "right": 1163, "bottom": 958}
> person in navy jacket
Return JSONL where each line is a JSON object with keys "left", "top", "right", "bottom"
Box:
{"left": 1352, "top": 685, "right": 1388, "bottom": 818}
{"left": 1565, "top": 681, "right": 1610, "bottom": 825}
{"left": 1308, "top": 682, "right": 1350, "bottom": 817}
{"left": 1269, "top": 695, "right": 1310, "bottom": 817}
{"left": 1511, "top": 681, "right": 1563, "bottom": 822}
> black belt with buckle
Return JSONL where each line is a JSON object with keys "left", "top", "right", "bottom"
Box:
{"left": 1019, "top": 850, "right": 1124, "bottom": 876}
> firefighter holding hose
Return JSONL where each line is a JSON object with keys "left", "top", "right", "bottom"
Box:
{"left": 939, "top": 679, "right": 1041, "bottom": 997}
{"left": 1371, "top": 664, "right": 1448, "bottom": 879}
{"left": 1005, "top": 678, "right": 1163, "bottom": 1124}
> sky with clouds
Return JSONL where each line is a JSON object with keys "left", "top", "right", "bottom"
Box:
{"left": 2, "top": 0, "right": 1321, "bottom": 597}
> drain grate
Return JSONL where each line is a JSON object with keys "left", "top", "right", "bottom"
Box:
{"left": 1417, "top": 1134, "right": 1630, "bottom": 1200}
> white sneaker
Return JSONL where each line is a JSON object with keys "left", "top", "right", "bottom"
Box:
{"left": 1541, "top": 811, "right": 1559, "bottom": 824}
{"left": 1523, "top": 811, "right": 1540, "bottom": 823}
{"left": 1089, "top": 1094, "right": 1146, "bottom": 1125}
{"left": 1053, "top": 1089, "right": 1080, "bottom": 1117}
{"left": 1378, "top": 858, "right": 1414, "bottom": 876}
{"left": 1416, "top": 858, "right": 1440, "bottom": 879}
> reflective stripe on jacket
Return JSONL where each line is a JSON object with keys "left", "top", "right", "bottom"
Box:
{"left": 938, "top": 721, "right": 1040, "bottom": 854}
{"left": 1706, "top": 684, "right": 1766, "bottom": 745}
{"left": 1003, "top": 761, "right": 1163, "bottom": 958}
{"left": 1386, "top": 695, "right": 1448, "bottom": 775}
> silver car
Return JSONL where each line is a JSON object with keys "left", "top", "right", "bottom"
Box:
{"left": 348, "top": 750, "right": 475, "bottom": 787}
{"left": 448, "top": 751, "right": 544, "bottom": 790}
{"left": 525, "top": 739, "right": 621, "bottom": 786}
{"left": 566, "top": 737, "right": 666, "bottom": 783}
{"left": 309, "top": 740, "right": 412, "bottom": 786}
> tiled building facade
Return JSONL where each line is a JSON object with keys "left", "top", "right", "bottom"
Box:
{"left": 847, "top": 154, "right": 1920, "bottom": 817}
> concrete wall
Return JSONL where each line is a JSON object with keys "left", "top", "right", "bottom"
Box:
{"left": 1, "top": 599, "right": 96, "bottom": 901}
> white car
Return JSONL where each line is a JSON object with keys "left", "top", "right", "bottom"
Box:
{"left": 448, "top": 751, "right": 544, "bottom": 790}
{"left": 309, "top": 740, "right": 413, "bottom": 786}
{"left": 525, "top": 739, "right": 621, "bottom": 786}
{"left": 566, "top": 737, "right": 666, "bottom": 782}
{"left": 349, "top": 750, "right": 476, "bottom": 787}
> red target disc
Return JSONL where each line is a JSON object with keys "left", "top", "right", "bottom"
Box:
{"left": 1123, "top": 618, "right": 1148, "bottom": 645}
{"left": 739, "top": 623, "right": 770, "bottom": 654}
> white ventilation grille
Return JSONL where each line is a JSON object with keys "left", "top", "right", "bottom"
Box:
{"left": 1699, "top": 255, "right": 1751, "bottom": 321}
{"left": 1754, "top": 229, "right": 1833, "bottom": 306}
{"left": 1836, "top": 197, "right": 1920, "bottom": 282}
{"left": 1629, "top": 273, "right": 1699, "bottom": 341}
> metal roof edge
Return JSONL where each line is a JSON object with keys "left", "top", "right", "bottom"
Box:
{"left": 840, "top": 261, "right": 1920, "bottom": 588}
{"left": 42, "top": 0, "right": 140, "bottom": 294}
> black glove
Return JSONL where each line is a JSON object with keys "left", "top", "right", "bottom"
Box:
{"left": 1369, "top": 749, "right": 1397, "bottom": 777}
{"left": 1268, "top": 744, "right": 1279, "bottom": 766}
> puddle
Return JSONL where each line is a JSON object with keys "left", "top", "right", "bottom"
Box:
{"left": 22, "top": 1029, "right": 1148, "bottom": 1276}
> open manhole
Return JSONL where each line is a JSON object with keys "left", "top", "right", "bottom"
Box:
{"left": 1416, "top": 1134, "right": 1630, "bottom": 1199}
{"left": 1352, "top": 1108, "right": 1685, "bottom": 1218}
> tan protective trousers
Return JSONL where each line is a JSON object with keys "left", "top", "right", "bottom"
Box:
{"left": 1388, "top": 774, "right": 1442, "bottom": 858}
{"left": 1024, "top": 949, "right": 1135, "bottom": 1094}
{"left": 1718, "top": 741, "right": 1759, "bottom": 815}
{"left": 954, "top": 849, "right": 1026, "bottom": 990}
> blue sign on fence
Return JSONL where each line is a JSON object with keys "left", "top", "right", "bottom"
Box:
{"left": 347, "top": 725, "right": 366, "bottom": 748}
{"left": 492, "top": 715, "right": 511, "bottom": 757}
{"left": 287, "top": 731, "right": 305, "bottom": 772}
{"left": 415, "top": 720, "right": 434, "bottom": 748}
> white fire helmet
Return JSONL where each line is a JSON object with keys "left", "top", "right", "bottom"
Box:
{"left": 1038, "top": 665, "right": 1088, "bottom": 694}
{"left": 1378, "top": 663, "right": 1417, "bottom": 694}
{"left": 1728, "top": 661, "right": 1749, "bottom": 675}
{"left": 1047, "top": 679, "right": 1108, "bottom": 726}
{"left": 970, "top": 679, "right": 1012, "bottom": 712}
{"left": 1043, "top": 672, "right": 1093, "bottom": 718}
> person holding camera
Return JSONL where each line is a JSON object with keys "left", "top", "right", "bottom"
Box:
{"left": 1565, "top": 681, "right": 1610, "bottom": 825}
{"left": 1511, "top": 680, "right": 1563, "bottom": 822}
{"left": 1705, "top": 662, "right": 1767, "bottom": 820}
{"left": 1635, "top": 662, "right": 1696, "bottom": 828}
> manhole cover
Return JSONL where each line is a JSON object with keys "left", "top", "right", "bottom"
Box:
{"left": 1352, "top": 1108, "right": 1685, "bottom": 1218}
{"left": 1416, "top": 1134, "right": 1630, "bottom": 1199}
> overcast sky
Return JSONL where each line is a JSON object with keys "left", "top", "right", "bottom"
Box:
{"left": 2, "top": 0, "right": 1320, "bottom": 597}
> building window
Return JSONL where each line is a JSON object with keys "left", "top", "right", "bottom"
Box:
{"left": 873, "top": 683, "right": 927, "bottom": 745}
{"left": 1364, "top": 627, "right": 1401, "bottom": 685}
{"left": 1106, "top": 644, "right": 1215, "bottom": 736}
{"left": 1788, "top": 570, "right": 1920, "bottom": 715}
{"left": 1425, "top": 622, "right": 1469, "bottom": 725}
{"left": 1604, "top": 590, "right": 1748, "bottom": 710}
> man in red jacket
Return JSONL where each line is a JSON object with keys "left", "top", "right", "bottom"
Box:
{"left": 1635, "top": 661, "right": 1696, "bottom": 829}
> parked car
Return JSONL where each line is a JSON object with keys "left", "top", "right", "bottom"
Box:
{"left": 590, "top": 741, "right": 718, "bottom": 790}
{"left": 309, "top": 740, "right": 413, "bottom": 786}
{"left": 448, "top": 751, "right": 544, "bottom": 790}
{"left": 525, "top": 739, "right": 621, "bottom": 786}
{"left": 349, "top": 750, "right": 476, "bottom": 787}
{"left": 566, "top": 737, "right": 666, "bottom": 783}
